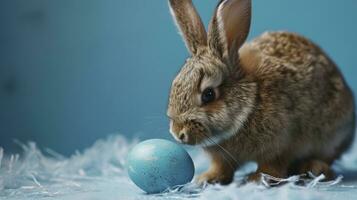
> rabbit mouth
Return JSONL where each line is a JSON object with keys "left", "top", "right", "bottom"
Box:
{"left": 169, "top": 119, "right": 213, "bottom": 145}
{"left": 169, "top": 121, "right": 235, "bottom": 146}
{"left": 171, "top": 130, "right": 209, "bottom": 146}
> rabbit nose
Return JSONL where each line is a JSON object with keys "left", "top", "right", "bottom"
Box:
{"left": 179, "top": 132, "right": 188, "bottom": 142}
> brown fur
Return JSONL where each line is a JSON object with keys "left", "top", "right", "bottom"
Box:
{"left": 167, "top": 0, "right": 355, "bottom": 185}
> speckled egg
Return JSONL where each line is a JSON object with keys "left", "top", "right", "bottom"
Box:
{"left": 126, "top": 139, "right": 195, "bottom": 194}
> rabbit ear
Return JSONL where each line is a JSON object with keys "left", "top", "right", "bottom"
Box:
{"left": 169, "top": 0, "right": 207, "bottom": 55}
{"left": 208, "top": 0, "right": 251, "bottom": 66}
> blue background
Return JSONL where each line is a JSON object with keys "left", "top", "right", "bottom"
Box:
{"left": 1, "top": 0, "right": 356, "bottom": 155}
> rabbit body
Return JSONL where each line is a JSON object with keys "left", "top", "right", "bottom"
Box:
{"left": 203, "top": 31, "right": 355, "bottom": 183}
{"left": 167, "top": 0, "right": 355, "bottom": 184}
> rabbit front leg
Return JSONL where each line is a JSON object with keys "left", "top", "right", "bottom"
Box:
{"left": 247, "top": 157, "right": 289, "bottom": 184}
{"left": 197, "top": 150, "right": 238, "bottom": 185}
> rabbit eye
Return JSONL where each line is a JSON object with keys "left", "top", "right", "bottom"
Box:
{"left": 201, "top": 87, "right": 216, "bottom": 104}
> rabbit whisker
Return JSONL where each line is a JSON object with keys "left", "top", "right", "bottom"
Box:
{"left": 199, "top": 132, "right": 238, "bottom": 171}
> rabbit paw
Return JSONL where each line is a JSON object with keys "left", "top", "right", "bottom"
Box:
{"left": 299, "top": 160, "right": 335, "bottom": 180}
{"left": 196, "top": 170, "right": 234, "bottom": 185}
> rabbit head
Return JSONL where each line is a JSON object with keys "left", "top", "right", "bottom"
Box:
{"left": 167, "top": 0, "right": 256, "bottom": 146}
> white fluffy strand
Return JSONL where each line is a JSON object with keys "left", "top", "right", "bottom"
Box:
{"left": 0, "top": 134, "right": 356, "bottom": 200}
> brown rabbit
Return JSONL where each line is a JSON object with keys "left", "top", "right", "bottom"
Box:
{"left": 167, "top": 0, "right": 355, "bottom": 185}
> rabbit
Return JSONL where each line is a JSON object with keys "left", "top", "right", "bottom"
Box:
{"left": 167, "top": 0, "right": 355, "bottom": 185}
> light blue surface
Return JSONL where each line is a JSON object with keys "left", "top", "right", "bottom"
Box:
{"left": 127, "top": 139, "right": 194, "bottom": 193}
{"left": 1, "top": 0, "right": 357, "bottom": 154}
{"left": 1, "top": 135, "right": 357, "bottom": 200}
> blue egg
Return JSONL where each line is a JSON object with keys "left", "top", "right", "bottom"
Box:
{"left": 126, "top": 139, "right": 195, "bottom": 194}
